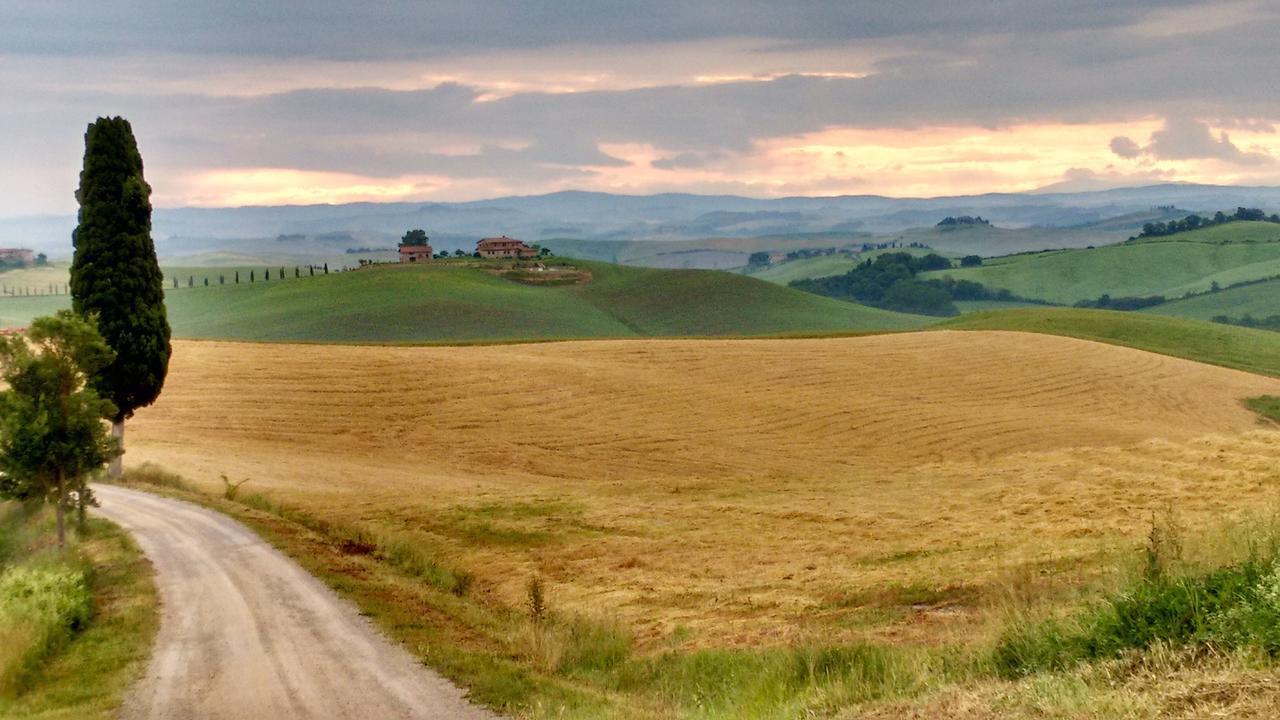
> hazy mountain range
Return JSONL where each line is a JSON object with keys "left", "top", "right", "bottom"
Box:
{"left": 8, "top": 183, "right": 1280, "bottom": 262}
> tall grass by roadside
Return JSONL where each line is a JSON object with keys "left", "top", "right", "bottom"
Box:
{"left": 0, "top": 563, "right": 92, "bottom": 692}
{"left": 0, "top": 503, "right": 156, "bottom": 718}
{"left": 0, "top": 505, "right": 90, "bottom": 694}
{"left": 121, "top": 464, "right": 967, "bottom": 718}
{"left": 993, "top": 513, "right": 1280, "bottom": 679}
{"left": 120, "top": 462, "right": 1280, "bottom": 718}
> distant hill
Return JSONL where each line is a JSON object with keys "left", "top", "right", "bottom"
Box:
{"left": 1142, "top": 277, "right": 1280, "bottom": 323}
{"left": 921, "top": 221, "right": 1280, "bottom": 305}
{"left": 12, "top": 183, "right": 1280, "bottom": 262}
{"left": 0, "top": 260, "right": 929, "bottom": 341}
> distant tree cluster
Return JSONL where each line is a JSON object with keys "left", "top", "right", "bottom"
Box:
{"left": 937, "top": 216, "right": 990, "bottom": 227}
{"left": 1073, "top": 294, "right": 1167, "bottom": 311}
{"left": 790, "top": 252, "right": 960, "bottom": 316}
{"left": 784, "top": 247, "right": 851, "bottom": 261}
{"left": 747, "top": 251, "right": 771, "bottom": 268}
{"left": 1134, "top": 207, "right": 1280, "bottom": 240}
{"left": 1213, "top": 314, "right": 1280, "bottom": 331}
{"left": 346, "top": 247, "right": 394, "bottom": 254}
{"left": 790, "top": 251, "right": 1042, "bottom": 316}
{"left": 859, "top": 241, "right": 921, "bottom": 252}
{"left": 960, "top": 255, "right": 983, "bottom": 267}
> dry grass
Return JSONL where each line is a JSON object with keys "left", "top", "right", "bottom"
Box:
{"left": 125, "top": 331, "right": 1280, "bottom": 650}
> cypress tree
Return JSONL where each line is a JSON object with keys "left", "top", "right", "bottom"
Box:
{"left": 70, "top": 117, "right": 170, "bottom": 478}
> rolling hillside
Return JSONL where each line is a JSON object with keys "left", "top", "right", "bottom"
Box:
{"left": 940, "top": 307, "right": 1280, "bottom": 377}
{"left": 746, "top": 247, "right": 949, "bottom": 285}
{"left": 921, "top": 221, "right": 1280, "bottom": 304}
{"left": 123, "top": 329, "right": 1280, "bottom": 720}
{"left": 0, "top": 260, "right": 927, "bottom": 340}
{"left": 747, "top": 254, "right": 862, "bottom": 284}
{"left": 130, "top": 332, "right": 1280, "bottom": 650}
{"left": 1142, "top": 277, "right": 1280, "bottom": 322}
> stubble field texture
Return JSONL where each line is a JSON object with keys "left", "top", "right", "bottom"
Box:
{"left": 124, "top": 331, "right": 1280, "bottom": 653}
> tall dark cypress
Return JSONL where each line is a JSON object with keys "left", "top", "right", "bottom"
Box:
{"left": 70, "top": 117, "right": 170, "bottom": 477}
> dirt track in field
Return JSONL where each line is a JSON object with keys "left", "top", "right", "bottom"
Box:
{"left": 93, "top": 484, "right": 498, "bottom": 720}
{"left": 124, "top": 331, "right": 1280, "bottom": 645}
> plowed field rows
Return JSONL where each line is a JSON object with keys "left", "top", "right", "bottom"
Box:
{"left": 126, "top": 331, "right": 1280, "bottom": 646}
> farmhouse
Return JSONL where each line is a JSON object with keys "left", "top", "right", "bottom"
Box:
{"left": 0, "top": 248, "right": 34, "bottom": 266}
{"left": 398, "top": 243, "right": 434, "bottom": 263}
{"left": 477, "top": 236, "right": 537, "bottom": 259}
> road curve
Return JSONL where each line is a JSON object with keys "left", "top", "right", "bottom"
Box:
{"left": 93, "top": 484, "right": 499, "bottom": 720}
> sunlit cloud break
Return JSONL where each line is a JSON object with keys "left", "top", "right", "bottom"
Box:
{"left": 6, "top": 1, "right": 1280, "bottom": 215}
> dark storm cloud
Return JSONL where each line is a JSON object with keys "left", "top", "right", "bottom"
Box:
{"left": 134, "top": 11, "right": 1280, "bottom": 176}
{"left": 5, "top": 0, "right": 1280, "bottom": 213}
{"left": 0, "top": 0, "right": 1208, "bottom": 59}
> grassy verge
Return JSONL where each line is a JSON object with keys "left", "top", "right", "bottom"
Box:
{"left": 119, "top": 464, "right": 1280, "bottom": 718}
{"left": 0, "top": 503, "right": 157, "bottom": 718}
{"left": 121, "top": 465, "right": 970, "bottom": 718}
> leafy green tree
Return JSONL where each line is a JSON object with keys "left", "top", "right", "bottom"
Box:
{"left": 0, "top": 312, "right": 119, "bottom": 546}
{"left": 401, "top": 229, "right": 429, "bottom": 246}
{"left": 747, "top": 251, "right": 771, "bottom": 267}
{"left": 881, "top": 279, "right": 958, "bottom": 316}
{"left": 70, "top": 117, "right": 170, "bottom": 479}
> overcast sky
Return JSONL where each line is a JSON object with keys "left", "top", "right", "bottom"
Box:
{"left": 4, "top": 0, "right": 1280, "bottom": 216}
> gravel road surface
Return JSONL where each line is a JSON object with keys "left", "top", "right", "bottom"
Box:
{"left": 94, "top": 483, "right": 499, "bottom": 720}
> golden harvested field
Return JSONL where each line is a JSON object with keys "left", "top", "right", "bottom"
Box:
{"left": 127, "top": 331, "right": 1280, "bottom": 648}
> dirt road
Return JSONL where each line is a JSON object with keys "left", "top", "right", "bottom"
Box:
{"left": 93, "top": 484, "right": 499, "bottom": 720}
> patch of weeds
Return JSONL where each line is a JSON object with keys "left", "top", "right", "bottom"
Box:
{"left": 119, "top": 463, "right": 193, "bottom": 492}
{"left": 513, "top": 614, "right": 632, "bottom": 679}
{"left": 446, "top": 520, "right": 552, "bottom": 547}
{"left": 831, "top": 581, "right": 979, "bottom": 610}
{"left": 992, "top": 513, "right": 1280, "bottom": 679}
{"left": 236, "top": 492, "right": 279, "bottom": 514}
{"left": 0, "top": 563, "right": 93, "bottom": 693}
{"left": 374, "top": 534, "right": 473, "bottom": 597}
{"left": 220, "top": 474, "right": 250, "bottom": 501}
{"left": 527, "top": 577, "right": 547, "bottom": 623}
{"left": 466, "top": 500, "right": 582, "bottom": 520}
{"left": 613, "top": 642, "right": 946, "bottom": 717}
{"left": 0, "top": 516, "right": 158, "bottom": 718}
{"left": 1246, "top": 395, "right": 1280, "bottom": 423}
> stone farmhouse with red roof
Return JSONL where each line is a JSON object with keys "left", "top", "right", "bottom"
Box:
{"left": 398, "top": 243, "right": 434, "bottom": 263}
{"left": 477, "top": 236, "right": 537, "bottom": 259}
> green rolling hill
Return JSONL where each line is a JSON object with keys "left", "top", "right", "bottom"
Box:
{"left": 921, "top": 222, "right": 1280, "bottom": 305}
{"left": 747, "top": 255, "right": 862, "bottom": 285}
{"left": 940, "top": 307, "right": 1280, "bottom": 377}
{"left": 0, "top": 260, "right": 928, "bottom": 341}
{"left": 1142, "top": 277, "right": 1280, "bottom": 322}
